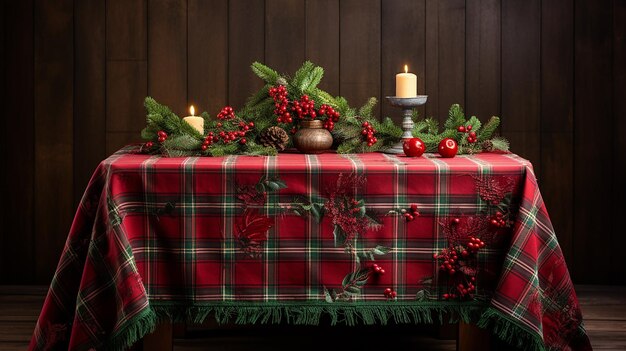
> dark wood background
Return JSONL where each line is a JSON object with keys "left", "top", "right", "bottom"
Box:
{"left": 1, "top": 0, "right": 624, "bottom": 285}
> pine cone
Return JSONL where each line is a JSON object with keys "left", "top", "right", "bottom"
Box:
{"left": 481, "top": 140, "right": 494, "bottom": 152}
{"left": 259, "top": 126, "right": 289, "bottom": 151}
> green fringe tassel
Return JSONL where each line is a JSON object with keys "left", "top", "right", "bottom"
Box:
{"left": 106, "top": 306, "right": 159, "bottom": 351}
{"left": 103, "top": 302, "right": 550, "bottom": 351}
{"left": 477, "top": 308, "right": 547, "bottom": 351}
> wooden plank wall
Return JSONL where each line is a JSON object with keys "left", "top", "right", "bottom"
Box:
{"left": 1, "top": 0, "right": 624, "bottom": 285}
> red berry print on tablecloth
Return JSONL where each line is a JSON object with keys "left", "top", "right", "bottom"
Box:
{"left": 427, "top": 176, "right": 517, "bottom": 302}
{"left": 389, "top": 203, "right": 421, "bottom": 222}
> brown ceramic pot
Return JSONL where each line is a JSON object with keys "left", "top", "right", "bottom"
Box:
{"left": 292, "top": 119, "right": 333, "bottom": 154}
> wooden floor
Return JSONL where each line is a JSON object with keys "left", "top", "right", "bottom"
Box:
{"left": 1, "top": 285, "right": 624, "bottom": 350}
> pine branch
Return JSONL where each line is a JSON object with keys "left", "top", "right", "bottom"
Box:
{"left": 146, "top": 113, "right": 165, "bottom": 126}
{"left": 144, "top": 96, "right": 204, "bottom": 138}
{"left": 334, "top": 96, "right": 356, "bottom": 118}
{"left": 411, "top": 108, "right": 420, "bottom": 121}
{"left": 243, "top": 141, "right": 278, "bottom": 156}
{"left": 336, "top": 138, "right": 361, "bottom": 154}
{"left": 209, "top": 142, "right": 240, "bottom": 157}
{"left": 179, "top": 119, "right": 204, "bottom": 139}
{"left": 478, "top": 116, "right": 500, "bottom": 141}
{"left": 357, "top": 97, "right": 378, "bottom": 119}
{"left": 312, "top": 89, "right": 338, "bottom": 108}
{"left": 413, "top": 118, "right": 439, "bottom": 134}
{"left": 413, "top": 132, "right": 444, "bottom": 152}
{"left": 245, "top": 84, "right": 271, "bottom": 108}
{"left": 377, "top": 117, "right": 403, "bottom": 138}
{"left": 465, "top": 116, "right": 482, "bottom": 132}
{"left": 251, "top": 62, "right": 280, "bottom": 85}
{"left": 164, "top": 149, "right": 198, "bottom": 157}
{"left": 141, "top": 126, "right": 158, "bottom": 140}
{"left": 301, "top": 66, "right": 324, "bottom": 92}
{"left": 201, "top": 112, "right": 213, "bottom": 134}
{"left": 490, "top": 137, "right": 510, "bottom": 152}
{"left": 292, "top": 61, "right": 315, "bottom": 91}
{"left": 145, "top": 97, "right": 179, "bottom": 121}
{"left": 444, "top": 104, "right": 465, "bottom": 129}
{"left": 163, "top": 134, "right": 202, "bottom": 151}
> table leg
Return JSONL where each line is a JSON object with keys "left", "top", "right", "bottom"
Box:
{"left": 143, "top": 321, "right": 173, "bottom": 351}
{"left": 457, "top": 322, "right": 491, "bottom": 351}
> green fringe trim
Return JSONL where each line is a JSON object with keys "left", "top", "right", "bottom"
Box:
{"left": 107, "top": 305, "right": 159, "bottom": 351}
{"left": 477, "top": 308, "right": 546, "bottom": 351}
{"left": 102, "top": 301, "right": 549, "bottom": 351}
{"left": 145, "top": 301, "right": 483, "bottom": 327}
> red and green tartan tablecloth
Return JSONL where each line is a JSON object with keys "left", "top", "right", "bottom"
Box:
{"left": 30, "top": 146, "right": 591, "bottom": 351}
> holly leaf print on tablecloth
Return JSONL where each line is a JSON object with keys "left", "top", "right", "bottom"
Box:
{"left": 325, "top": 267, "right": 371, "bottom": 302}
{"left": 235, "top": 209, "right": 274, "bottom": 258}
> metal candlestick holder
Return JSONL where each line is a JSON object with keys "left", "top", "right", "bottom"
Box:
{"left": 384, "top": 95, "right": 428, "bottom": 154}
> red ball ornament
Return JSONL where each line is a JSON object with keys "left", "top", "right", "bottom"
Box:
{"left": 438, "top": 138, "right": 458, "bottom": 158}
{"left": 403, "top": 138, "right": 426, "bottom": 157}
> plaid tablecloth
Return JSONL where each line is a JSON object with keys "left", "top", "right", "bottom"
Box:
{"left": 30, "top": 146, "right": 591, "bottom": 350}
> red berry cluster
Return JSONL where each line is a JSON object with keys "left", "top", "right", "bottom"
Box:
{"left": 434, "top": 248, "right": 459, "bottom": 275}
{"left": 145, "top": 141, "right": 154, "bottom": 149}
{"left": 217, "top": 106, "right": 235, "bottom": 120}
{"left": 269, "top": 85, "right": 341, "bottom": 131}
{"left": 383, "top": 288, "right": 397, "bottom": 300}
{"left": 467, "top": 237, "right": 485, "bottom": 253}
{"left": 201, "top": 132, "right": 217, "bottom": 150}
{"left": 490, "top": 211, "right": 506, "bottom": 227}
{"left": 348, "top": 199, "right": 363, "bottom": 214}
{"left": 215, "top": 124, "right": 254, "bottom": 144}
{"left": 467, "top": 131, "right": 477, "bottom": 143}
{"left": 442, "top": 277, "right": 476, "bottom": 300}
{"left": 157, "top": 130, "right": 168, "bottom": 143}
{"left": 401, "top": 203, "right": 420, "bottom": 222}
{"left": 372, "top": 263, "right": 386, "bottom": 275}
{"left": 457, "top": 125, "right": 477, "bottom": 143}
{"left": 320, "top": 104, "right": 339, "bottom": 131}
{"left": 198, "top": 115, "right": 256, "bottom": 151}
{"left": 269, "top": 85, "right": 292, "bottom": 123}
{"left": 292, "top": 95, "right": 316, "bottom": 119}
{"left": 361, "top": 122, "right": 377, "bottom": 146}
{"left": 456, "top": 279, "right": 477, "bottom": 297}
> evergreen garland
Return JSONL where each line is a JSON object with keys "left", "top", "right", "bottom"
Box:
{"left": 140, "top": 61, "right": 509, "bottom": 156}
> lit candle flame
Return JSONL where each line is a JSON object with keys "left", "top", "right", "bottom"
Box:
{"left": 189, "top": 105, "right": 195, "bottom": 116}
{"left": 404, "top": 65, "right": 408, "bottom": 73}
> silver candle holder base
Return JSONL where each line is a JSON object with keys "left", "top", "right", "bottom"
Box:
{"left": 384, "top": 95, "right": 428, "bottom": 154}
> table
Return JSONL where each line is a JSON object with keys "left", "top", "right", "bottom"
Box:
{"left": 29, "top": 146, "right": 591, "bottom": 350}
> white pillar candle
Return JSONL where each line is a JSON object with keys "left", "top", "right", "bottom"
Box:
{"left": 396, "top": 65, "right": 417, "bottom": 98}
{"left": 182, "top": 105, "right": 204, "bottom": 134}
